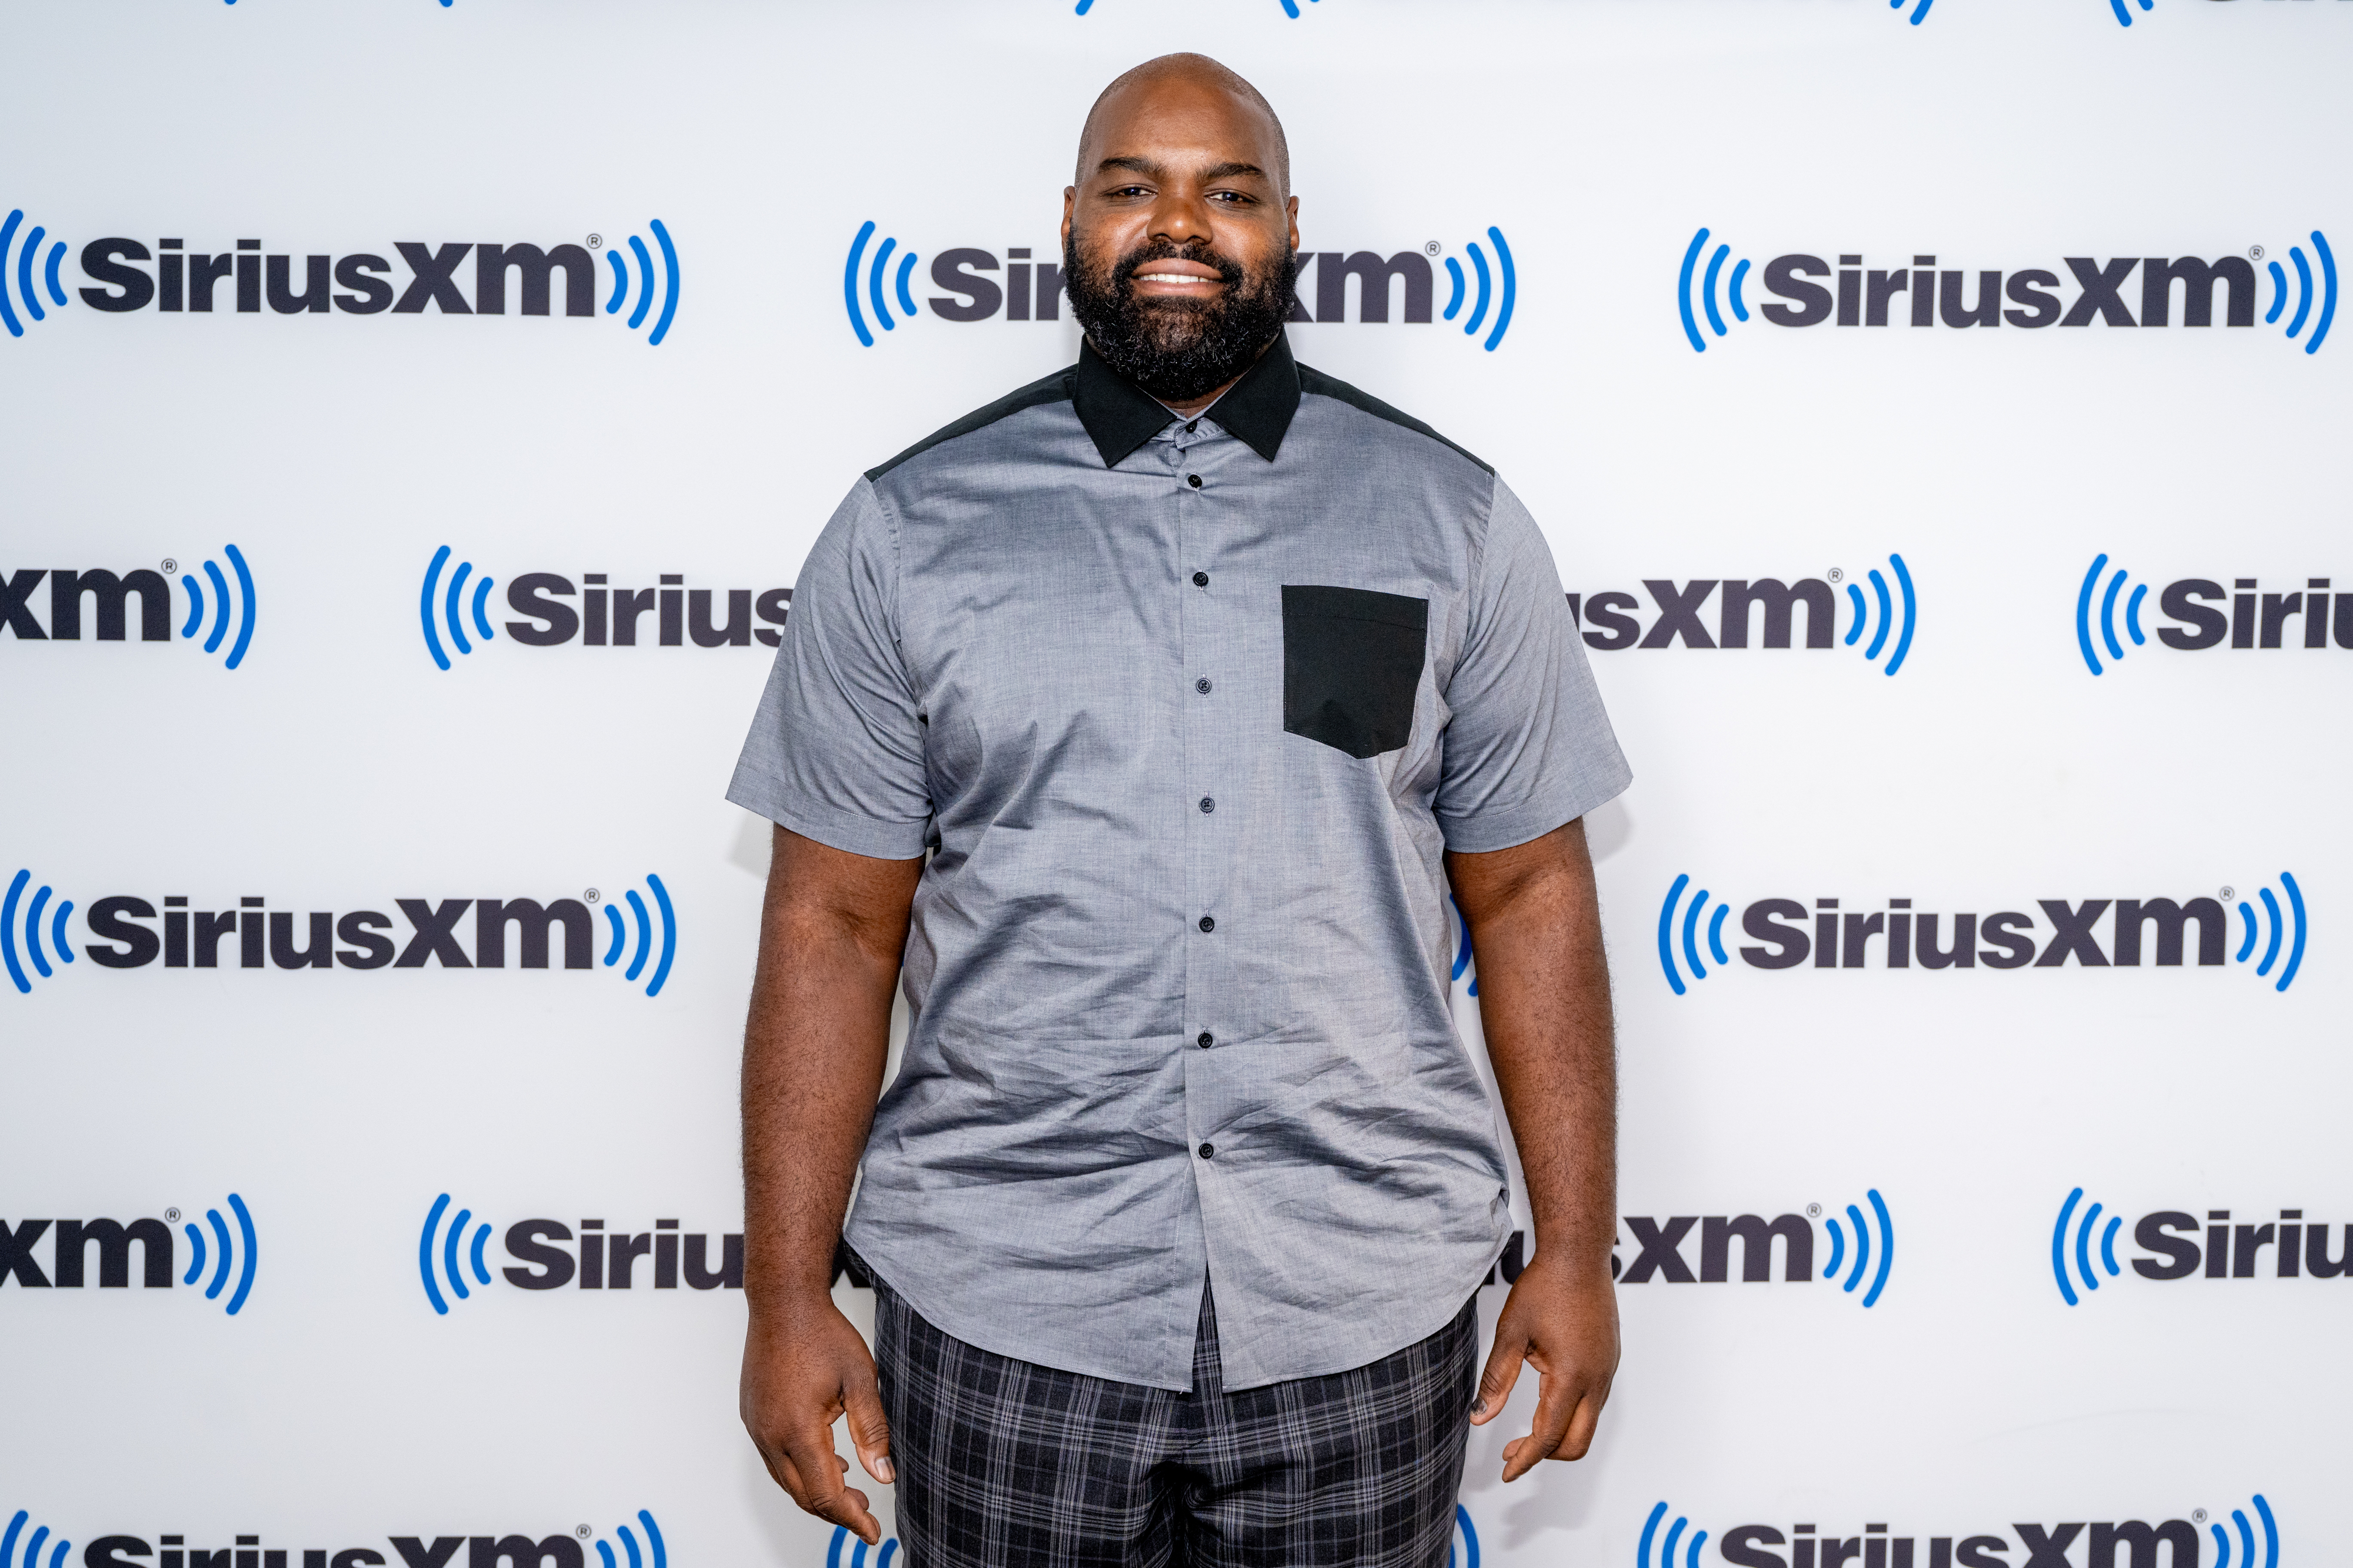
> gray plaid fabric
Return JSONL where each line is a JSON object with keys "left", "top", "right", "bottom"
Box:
{"left": 872, "top": 1260, "right": 1477, "bottom": 1568}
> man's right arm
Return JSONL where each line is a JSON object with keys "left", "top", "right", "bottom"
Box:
{"left": 739, "top": 825, "right": 923, "bottom": 1547}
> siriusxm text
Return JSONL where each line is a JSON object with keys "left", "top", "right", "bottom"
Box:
{"left": 1758, "top": 253, "right": 2280, "bottom": 331}
{"left": 85, "top": 896, "right": 601, "bottom": 970}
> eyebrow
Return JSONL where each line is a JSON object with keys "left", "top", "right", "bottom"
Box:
{"left": 1095, "top": 156, "right": 1270, "bottom": 184}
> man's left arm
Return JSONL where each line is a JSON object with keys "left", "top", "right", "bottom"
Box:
{"left": 1447, "top": 817, "right": 1618, "bottom": 1481}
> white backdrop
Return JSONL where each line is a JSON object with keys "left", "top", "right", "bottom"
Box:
{"left": 2, "top": 2, "right": 2344, "bottom": 1565}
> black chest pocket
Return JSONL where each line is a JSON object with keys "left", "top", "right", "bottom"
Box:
{"left": 1282, "top": 585, "right": 1429, "bottom": 760}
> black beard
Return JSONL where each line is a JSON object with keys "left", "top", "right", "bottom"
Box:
{"left": 1064, "top": 230, "right": 1299, "bottom": 403}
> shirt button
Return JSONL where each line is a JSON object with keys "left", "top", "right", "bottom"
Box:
{"left": 1185, "top": 421, "right": 1198, "bottom": 433}
{"left": 1199, "top": 915, "right": 1215, "bottom": 932}
{"left": 1187, "top": 474, "right": 1202, "bottom": 489}
{"left": 1198, "top": 796, "right": 1214, "bottom": 813}
{"left": 1192, "top": 571, "right": 1209, "bottom": 588}
{"left": 1197, "top": 1032, "right": 1214, "bottom": 1049}
{"left": 1195, "top": 677, "right": 1212, "bottom": 695}
{"left": 1198, "top": 1142, "right": 1215, "bottom": 1159}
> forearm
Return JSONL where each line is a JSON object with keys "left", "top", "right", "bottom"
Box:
{"left": 741, "top": 827, "right": 918, "bottom": 1309}
{"left": 1448, "top": 822, "right": 1617, "bottom": 1276}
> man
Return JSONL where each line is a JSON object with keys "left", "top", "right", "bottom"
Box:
{"left": 732, "top": 53, "right": 1628, "bottom": 1568}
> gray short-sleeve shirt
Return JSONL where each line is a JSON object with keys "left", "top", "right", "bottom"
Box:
{"left": 729, "top": 335, "right": 1629, "bottom": 1390}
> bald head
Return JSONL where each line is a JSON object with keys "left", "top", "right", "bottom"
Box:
{"left": 1076, "top": 53, "right": 1290, "bottom": 196}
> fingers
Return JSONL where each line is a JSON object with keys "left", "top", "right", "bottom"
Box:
{"left": 1469, "top": 1329, "right": 1527, "bottom": 1426}
{"left": 844, "top": 1360, "right": 896, "bottom": 1486}
{"left": 772, "top": 1423, "right": 884, "bottom": 1545}
{"left": 1498, "top": 1363, "right": 1578, "bottom": 1482}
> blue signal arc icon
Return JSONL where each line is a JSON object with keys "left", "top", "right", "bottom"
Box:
{"left": 1446, "top": 1505, "right": 1478, "bottom": 1568}
{"left": 1637, "top": 1502, "right": 1708, "bottom": 1568}
{"left": 2074, "top": 553, "right": 2146, "bottom": 676}
{"left": 2049, "top": 1186, "right": 2123, "bottom": 1306}
{"left": 179, "top": 1193, "right": 259, "bottom": 1316}
{"left": 601, "top": 875, "right": 678, "bottom": 998}
{"left": 1439, "top": 228, "right": 1516, "bottom": 352}
{"left": 0, "top": 1507, "right": 72, "bottom": 1568}
{"left": 603, "top": 220, "right": 681, "bottom": 346}
{"left": 1677, "top": 227, "right": 1750, "bottom": 353}
{"left": 0, "top": 209, "right": 69, "bottom": 339}
{"left": 2264, "top": 231, "right": 2336, "bottom": 355}
{"left": 2234, "top": 873, "right": 2307, "bottom": 994}
{"left": 2108, "top": 0, "right": 2155, "bottom": 24}
{"left": 179, "top": 545, "right": 258, "bottom": 670}
{"left": 2209, "top": 1495, "right": 2279, "bottom": 1568}
{"left": 826, "top": 1525, "right": 901, "bottom": 1568}
{"left": 418, "top": 546, "right": 495, "bottom": 670}
{"left": 1842, "top": 554, "right": 1917, "bottom": 675}
{"left": 1892, "top": 0, "right": 1933, "bottom": 21}
{"left": 418, "top": 1192, "right": 494, "bottom": 1316}
{"left": 844, "top": 221, "right": 921, "bottom": 348}
{"left": 1820, "top": 1189, "right": 1895, "bottom": 1307}
{"left": 1655, "top": 873, "right": 1730, "bottom": 997}
{"left": 1, "top": 869, "right": 75, "bottom": 996}
{"left": 594, "top": 1513, "right": 668, "bottom": 1568}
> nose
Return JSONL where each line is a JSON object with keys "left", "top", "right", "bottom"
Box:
{"left": 1148, "top": 188, "right": 1214, "bottom": 249}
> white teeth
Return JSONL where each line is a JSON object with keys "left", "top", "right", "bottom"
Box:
{"left": 1137, "top": 273, "right": 1215, "bottom": 284}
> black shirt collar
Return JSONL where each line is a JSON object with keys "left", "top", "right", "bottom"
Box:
{"left": 1074, "top": 332, "right": 1301, "bottom": 469}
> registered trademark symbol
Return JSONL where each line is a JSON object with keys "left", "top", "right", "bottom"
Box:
{"left": 587, "top": 233, "right": 602, "bottom": 249}
{"left": 576, "top": 1527, "right": 593, "bottom": 1540}
{"left": 1827, "top": 568, "right": 1844, "bottom": 584}
{"left": 160, "top": 558, "right": 176, "bottom": 575}
{"left": 1424, "top": 241, "right": 1441, "bottom": 257}
{"left": 2248, "top": 246, "right": 2264, "bottom": 261}
{"left": 164, "top": 1207, "right": 181, "bottom": 1223}
{"left": 585, "top": 888, "right": 599, "bottom": 903}
{"left": 2192, "top": 1511, "right": 2208, "bottom": 1525}
{"left": 1805, "top": 1203, "right": 1822, "bottom": 1218}
{"left": 2220, "top": 886, "right": 2234, "bottom": 901}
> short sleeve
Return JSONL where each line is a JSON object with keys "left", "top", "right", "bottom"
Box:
{"left": 1434, "top": 475, "right": 1631, "bottom": 852}
{"left": 726, "top": 478, "right": 932, "bottom": 859}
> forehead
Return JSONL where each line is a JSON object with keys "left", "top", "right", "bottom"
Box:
{"left": 1082, "top": 74, "right": 1279, "bottom": 172}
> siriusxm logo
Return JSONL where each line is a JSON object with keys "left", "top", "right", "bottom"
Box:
{"left": 416, "top": 1195, "right": 744, "bottom": 1315}
{"left": 0, "top": 1195, "right": 258, "bottom": 1316}
{"left": 14, "top": 876, "right": 678, "bottom": 998}
{"left": 2051, "top": 1188, "right": 2353, "bottom": 1306}
{"left": 1681, "top": 228, "right": 2335, "bottom": 355}
{"left": 1655, "top": 874, "right": 2307, "bottom": 995}
{"left": 61, "top": 1513, "right": 669, "bottom": 1568}
{"left": 2075, "top": 556, "right": 2350, "bottom": 675}
{"left": 2, "top": 549, "right": 258, "bottom": 670}
{"left": 1569, "top": 558, "right": 1915, "bottom": 676}
{"left": 419, "top": 549, "right": 791, "bottom": 669}
{"left": 1641, "top": 1497, "right": 2279, "bottom": 1568}
{"left": 1615, "top": 1193, "right": 1894, "bottom": 1309}
{"left": 16, "top": 222, "right": 680, "bottom": 345}
{"left": 844, "top": 225, "right": 1517, "bottom": 351}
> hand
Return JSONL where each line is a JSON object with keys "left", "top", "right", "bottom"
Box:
{"left": 1468, "top": 1253, "right": 1618, "bottom": 1480}
{"left": 741, "top": 1297, "right": 896, "bottom": 1544}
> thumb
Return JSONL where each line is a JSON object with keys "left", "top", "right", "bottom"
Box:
{"left": 845, "top": 1366, "right": 895, "bottom": 1486}
{"left": 1471, "top": 1327, "right": 1527, "bottom": 1424}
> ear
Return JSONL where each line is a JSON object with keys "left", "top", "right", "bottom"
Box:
{"left": 1062, "top": 186, "right": 1077, "bottom": 251}
{"left": 1285, "top": 195, "right": 1300, "bottom": 257}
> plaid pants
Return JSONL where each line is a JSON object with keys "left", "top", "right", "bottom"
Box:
{"left": 871, "top": 1265, "right": 1478, "bottom": 1568}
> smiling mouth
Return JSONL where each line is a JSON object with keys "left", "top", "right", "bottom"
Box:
{"left": 1134, "top": 272, "right": 1224, "bottom": 287}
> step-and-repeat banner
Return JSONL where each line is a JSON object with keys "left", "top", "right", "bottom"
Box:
{"left": 4, "top": 1, "right": 2342, "bottom": 1564}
